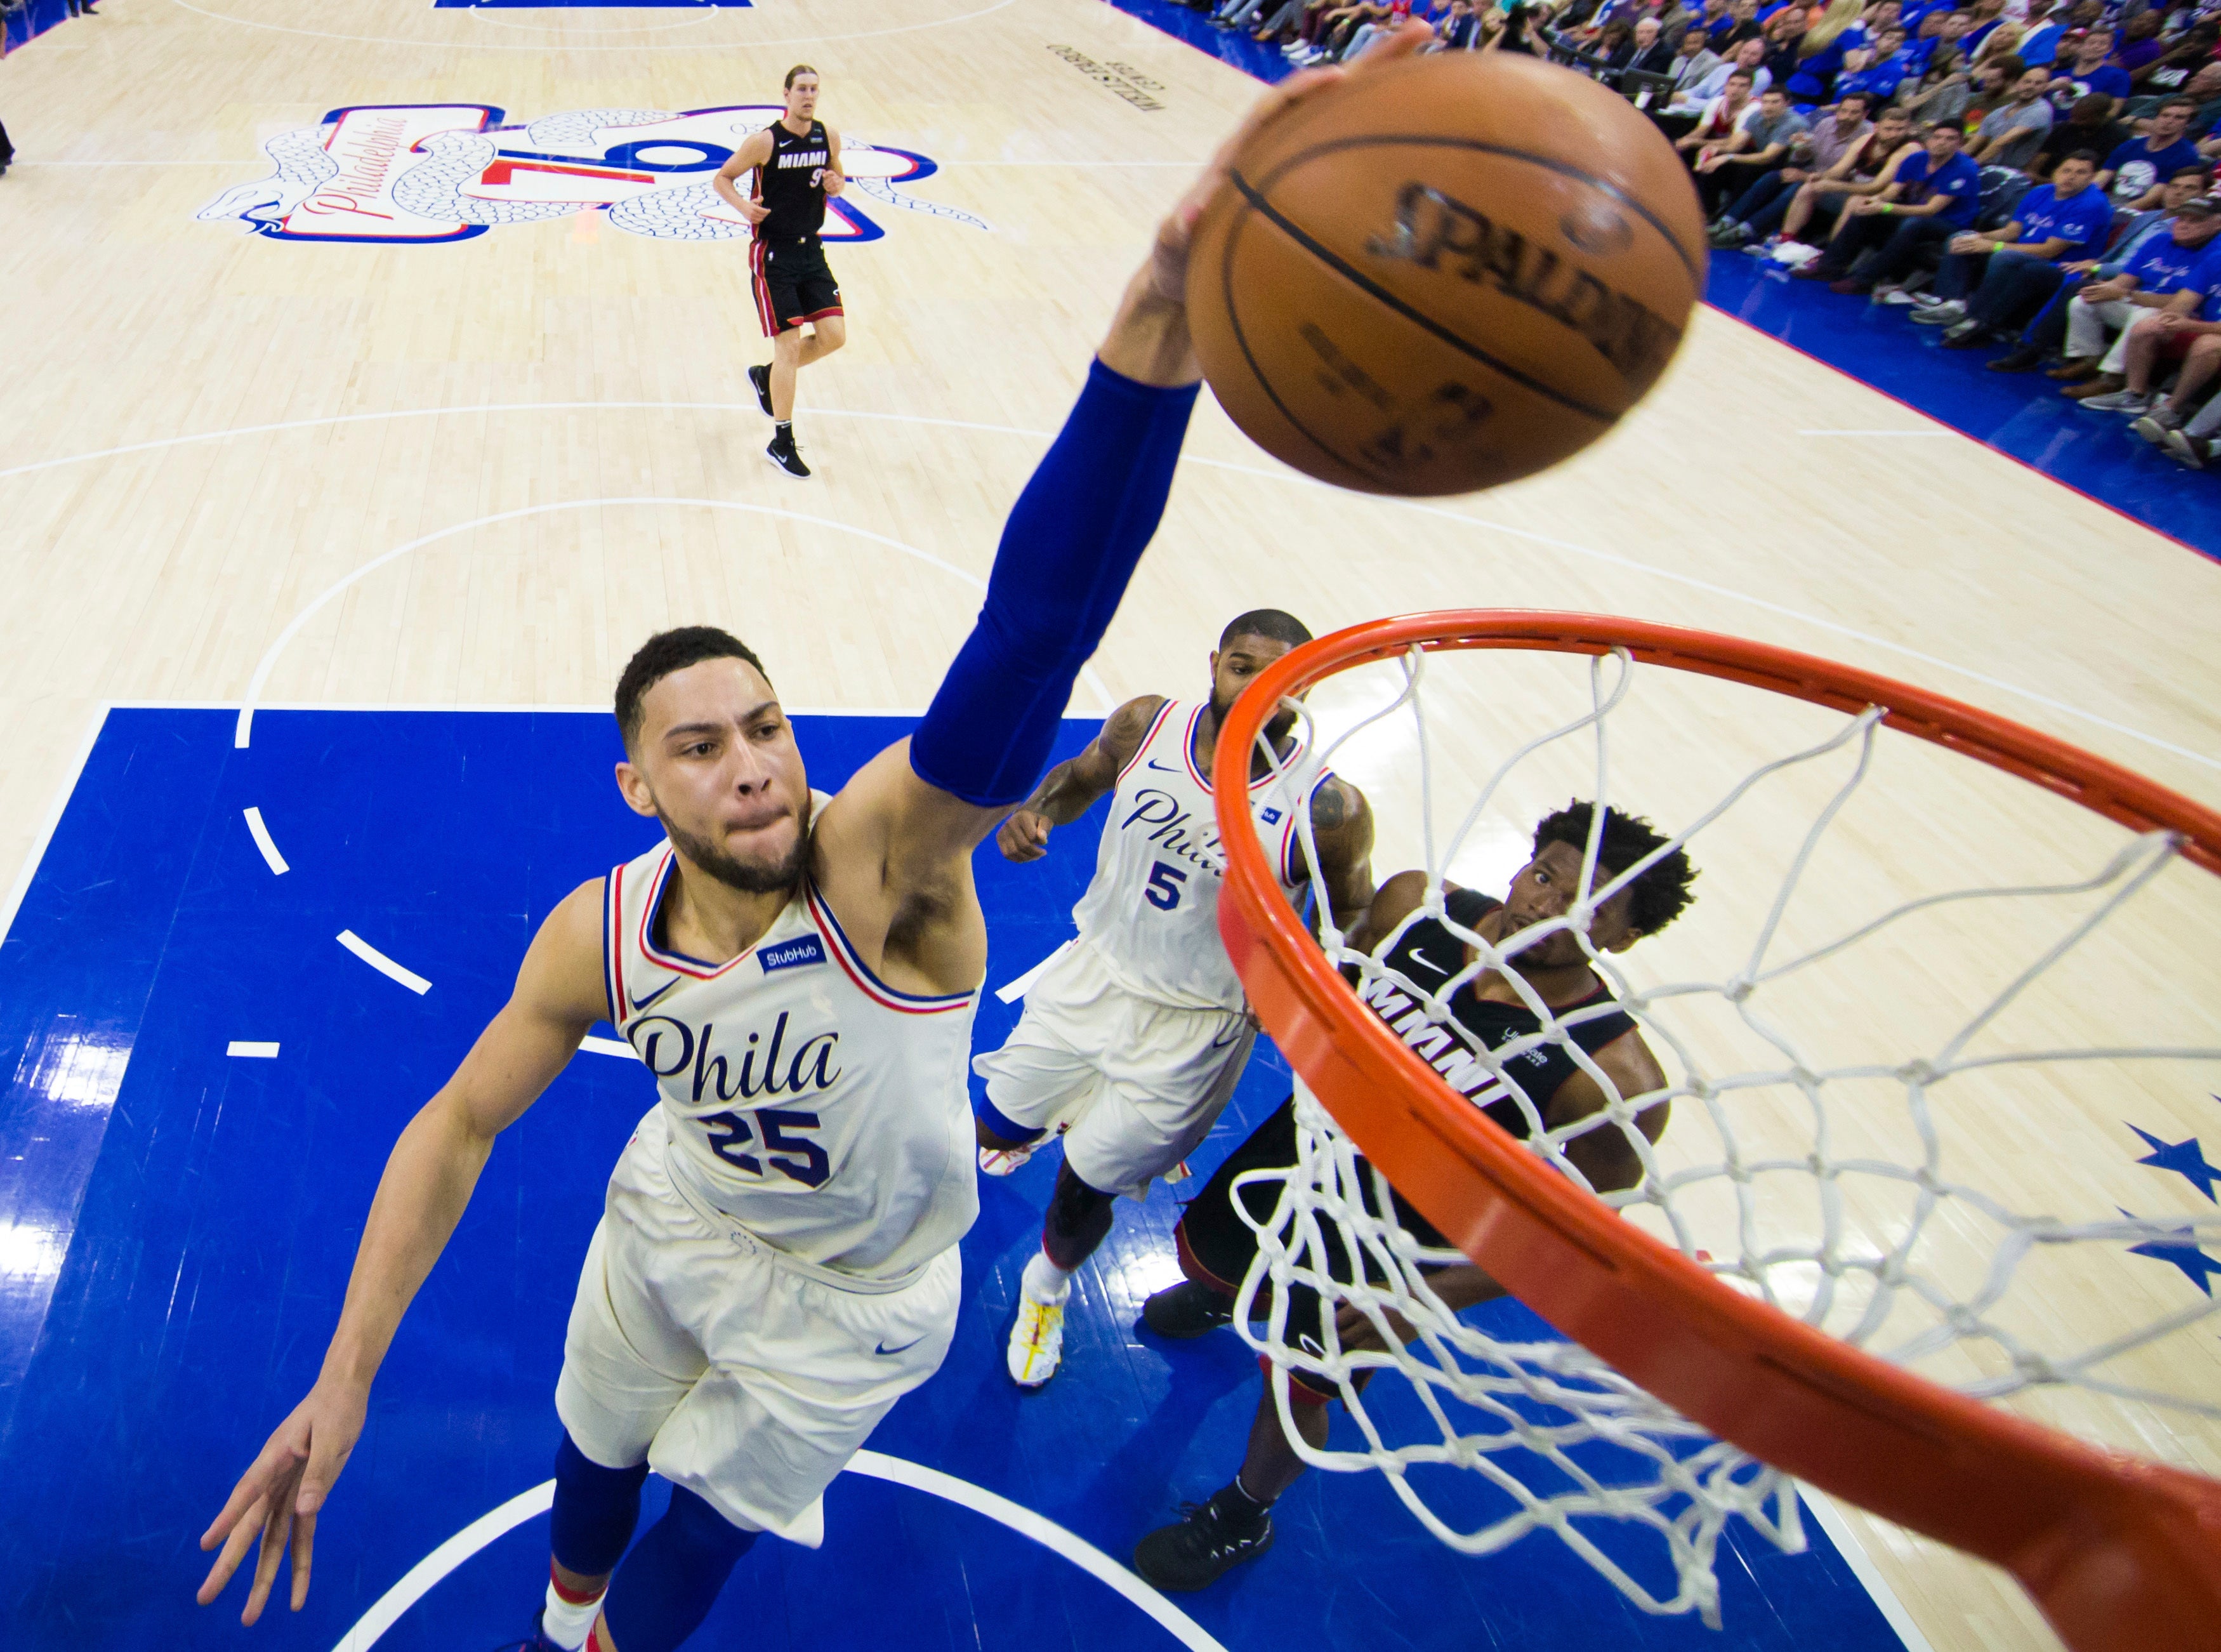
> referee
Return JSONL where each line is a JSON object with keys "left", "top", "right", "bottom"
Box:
{"left": 715, "top": 66, "right": 848, "bottom": 480}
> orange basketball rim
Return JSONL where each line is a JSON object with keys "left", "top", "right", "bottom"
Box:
{"left": 1211, "top": 609, "right": 2221, "bottom": 1652}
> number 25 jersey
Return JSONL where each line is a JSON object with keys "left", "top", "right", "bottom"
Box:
{"left": 603, "top": 839, "right": 980, "bottom": 1286}
{"left": 1068, "top": 698, "right": 1323, "bottom": 1013}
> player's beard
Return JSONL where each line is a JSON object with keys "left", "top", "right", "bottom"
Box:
{"left": 1211, "top": 687, "right": 1298, "bottom": 750}
{"left": 659, "top": 810, "right": 809, "bottom": 896}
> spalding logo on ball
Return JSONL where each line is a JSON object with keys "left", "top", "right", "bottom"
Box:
{"left": 1187, "top": 53, "right": 1707, "bottom": 498}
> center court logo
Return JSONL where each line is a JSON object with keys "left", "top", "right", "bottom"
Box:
{"left": 196, "top": 103, "right": 989, "bottom": 245}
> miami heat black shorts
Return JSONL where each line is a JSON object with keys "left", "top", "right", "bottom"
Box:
{"left": 749, "top": 234, "right": 843, "bottom": 338}
{"left": 1173, "top": 1095, "right": 1451, "bottom": 1400}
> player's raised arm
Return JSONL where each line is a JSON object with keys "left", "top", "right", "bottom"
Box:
{"left": 194, "top": 881, "right": 609, "bottom": 1625}
{"left": 1306, "top": 776, "right": 1377, "bottom": 932}
{"left": 811, "top": 62, "right": 1399, "bottom": 981}
{"left": 994, "top": 694, "right": 1166, "bottom": 862}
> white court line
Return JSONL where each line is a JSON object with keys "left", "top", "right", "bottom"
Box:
{"left": 1799, "top": 1488, "right": 1936, "bottom": 1652}
{"left": 580, "top": 1034, "right": 640, "bottom": 1060}
{"left": 337, "top": 930, "right": 433, "bottom": 995}
{"left": 242, "top": 807, "right": 289, "bottom": 875}
{"left": 2, "top": 399, "right": 2210, "bottom": 773}
{"left": 995, "top": 940, "right": 1071, "bottom": 1003}
{"left": 226, "top": 1041, "right": 281, "bottom": 1058}
{"left": 326, "top": 1452, "right": 1227, "bottom": 1652}
{"left": 0, "top": 706, "right": 109, "bottom": 946}
{"left": 169, "top": 0, "right": 1022, "bottom": 51}
{"left": 230, "top": 497, "right": 1107, "bottom": 746}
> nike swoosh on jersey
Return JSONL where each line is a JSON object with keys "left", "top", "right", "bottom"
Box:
{"left": 874, "top": 1335, "right": 925, "bottom": 1356}
{"left": 1145, "top": 758, "right": 1182, "bottom": 774}
{"left": 1407, "top": 947, "right": 1444, "bottom": 975}
{"left": 631, "top": 975, "right": 683, "bottom": 1013}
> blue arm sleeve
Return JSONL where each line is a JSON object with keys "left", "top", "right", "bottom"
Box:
{"left": 909, "top": 357, "right": 1201, "bottom": 808}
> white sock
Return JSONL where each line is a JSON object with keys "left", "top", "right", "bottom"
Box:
{"left": 543, "top": 1580, "right": 603, "bottom": 1651}
{"left": 1021, "top": 1249, "right": 1073, "bottom": 1306}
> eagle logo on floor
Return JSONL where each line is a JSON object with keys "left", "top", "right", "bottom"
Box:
{"left": 195, "top": 103, "right": 988, "bottom": 244}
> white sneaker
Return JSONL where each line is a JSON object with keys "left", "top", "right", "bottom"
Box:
{"left": 1007, "top": 1296, "right": 1065, "bottom": 1387}
{"left": 979, "top": 1143, "right": 1035, "bottom": 1177}
{"left": 1910, "top": 300, "right": 1967, "bottom": 326}
{"left": 1876, "top": 287, "right": 1922, "bottom": 307}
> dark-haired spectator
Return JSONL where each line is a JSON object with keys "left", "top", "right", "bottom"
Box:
{"left": 2048, "top": 27, "right": 2133, "bottom": 109}
{"left": 1692, "top": 84, "right": 1810, "bottom": 214}
{"left": 1710, "top": 91, "right": 1878, "bottom": 245}
{"left": 1668, "top": 22, "right": 1727, "bottom": 90}
{"left": 2056, "top": 195, "right": 2221, "bottom": 398}
{"left": 1712, "top": 0, "right": 1763, "bottom": 48}
{"left": 1677, "top": 68, "right": 1761, "bottom": 165}
{"left": 2027, "top": 92, "right": 2131, "bottom": 178}
{"left": 1904, "top": 7, "right": 1972, "bottom": 72}
{"left": 1960, "top": 55, "right": 2027, "bottom": 128}
{"left": 1987, "top": 167, "right": 2216, "bottom": 371}
{"left": 2112, "top": 8, "right": 2168, "bottom": 79}
{"left": 1758, "top": 4, "right": 1810, "bottom": 86}
{"left": 1779, "top": 103, "right": 1924, "bottom": 242}
{"left": 1799, "top": 119, "right": 1984, "bottom": 293}
{"left": 1966, "top": 63, "right": 2057, "bottom": 166}
{"left": 2100, "top": 98, "right": 2201, "bottom": 205}
{"left": 2079, "top": 248, "right": 2221, "bottom": 418}
{"left": 1910, "top": 150, "right": 2111, "bottom": 342}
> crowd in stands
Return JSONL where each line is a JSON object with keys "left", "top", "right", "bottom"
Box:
{"left": 1165, "top": 0, "right": 2221, "bottom": 469}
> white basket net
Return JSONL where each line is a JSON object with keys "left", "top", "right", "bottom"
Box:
{"left": 1231, "top": 635, "right": 2221, "bottom": 1627}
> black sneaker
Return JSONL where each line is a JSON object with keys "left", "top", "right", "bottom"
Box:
{"left": 748, "top": 364, "right": 774, "bottom": 418}
{"left": 1142, "top": 1279, "right": 1236, "bottom": 1339}
{"left": 1133, "top": 1491, "right": 1274, "bottom": 1591}
{"left": 1986, "top": 346, "right": 2046, "bottom": 373}
{"left": 489, "top": 1606, "right": 564, "bottom": 1652}
{"left": 765, "top": 433, "right": 812, "bottom": 480}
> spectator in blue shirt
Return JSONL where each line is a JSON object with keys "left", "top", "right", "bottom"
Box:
{"left": 1909, "top": 152, "right": 2113, "bottom": 342}
{"left": 2015, "top": 0, "right": 2070, "bottom": 67}
{"left": 2048, "top": 27, "right": 2134, "bottom": 109}
{"left": 1798, "top": 119, "right": 1985, "bottom": 292}
{"left": 1784, "top": 0, "right": 1871, "bottom": 98}
{"left": 1833, "top": 29, "right": 1913, "bottom": 99}
{"left": 1987, "top": 166, "right": 2217, "bottom": 370}
{"left": 2082, "top": 232, "right": 2221, "bottom": 418}
{"left": 2100, "top": 100, "right": 2202, "bottom": 205}
{"left": 2057, "top": 194, "right": 2221, "bottom": 397}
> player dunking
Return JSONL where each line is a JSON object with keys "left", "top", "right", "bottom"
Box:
{"left": 716, "top": 65, "right": 846, "bottom": 482}
{"left": 1130, "top": 803, "right": 1695, "bottom": 1590}
{"left": 975, "top": 609, "right": 1374, "bottom": 1389}
{"left": 189, "top": 53, "right": 1422, "bottom": 1652}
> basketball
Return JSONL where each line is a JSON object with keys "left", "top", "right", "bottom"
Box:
{"left": 1185, "top": 52, "right": 1708, "bottom": 498}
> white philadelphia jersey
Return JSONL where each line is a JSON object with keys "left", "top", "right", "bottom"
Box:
{"left": 1069, "top": 698, "right": 1323, "bottom": 1012}
{"left": 603, "top": 841, "right": 980, "bottom": 1285}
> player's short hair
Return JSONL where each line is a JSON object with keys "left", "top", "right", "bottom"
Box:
{"left": 2061, "top": 148, "right": 2102, "bottom": 165}
{"left": 784, "top": 63, "right": 819, "bottom": 90}
{"left": 1531, "top": 800, "right": 1697, "bottom": 937}
{"left": 1218, "top": 609, "right": 1315, "bottom": 651}
{"left": 616, "top": 626, "right": 772, "bottom": 753}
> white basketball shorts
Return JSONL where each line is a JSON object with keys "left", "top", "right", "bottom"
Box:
{"left": 972, "top": 937, "right": 1256, "bottom": 1197}
{"left": 554, "top": 1107, "right": 959, "bottom": 1543}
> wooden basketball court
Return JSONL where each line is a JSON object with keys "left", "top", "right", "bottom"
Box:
{"left": 1, "top": 4, "right": 2217, "bottom": 1651}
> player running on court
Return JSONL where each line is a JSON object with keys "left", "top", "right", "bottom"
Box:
{"left": 1130, "top": 802, "right": 1695, "bottom": 1590}
{"left": 975, "top": 609, "right": 1374, "bottom": 1389}
{"left": 190, "top": 51, "right": 1423, "bottom": 1652}
{"left": 716, "top": 65, "right": 846, "bottom": 482}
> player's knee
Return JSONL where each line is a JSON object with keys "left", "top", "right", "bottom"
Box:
{"left": 659, "top": 1485, "right": 760, "bottom": 1570}
{"left": 814, "top": 317, "right": 848, "bottom": 352}
{"left": 550, "top": 1431, "right": 650, "bottom": 1577}
{"left": 1042, "top": 1160, "right": 1116, "bottom": 1269}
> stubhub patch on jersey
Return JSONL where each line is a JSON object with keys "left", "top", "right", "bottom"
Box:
{"left": 758, "top": 934, "right": 828, "bottom": 973}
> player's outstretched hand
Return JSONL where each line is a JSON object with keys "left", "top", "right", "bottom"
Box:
{"left": 1145, "top": 22, "right": 1434, "bottom": 304}
{"left": 197, "top": 1378, "right": 368, "bottom": 1624}
{"left": 997, "top": 809, "right": 1053, "bottom": 862}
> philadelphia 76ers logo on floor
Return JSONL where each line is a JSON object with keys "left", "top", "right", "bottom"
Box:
{"left": 195, "top": 104, "right": 987, "bottom": 244}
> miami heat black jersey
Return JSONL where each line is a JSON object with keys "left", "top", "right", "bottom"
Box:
{"left": 754, "top": 118, "right": 831, "bottom": 242}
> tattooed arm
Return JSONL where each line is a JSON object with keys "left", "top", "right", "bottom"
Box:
{"left": 994, "top": 695, "right": 1166, "bottom": 862}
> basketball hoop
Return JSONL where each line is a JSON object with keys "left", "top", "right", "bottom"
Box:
{"left": 1212, "top": 611, "right": 2221, "bottom": 1650}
